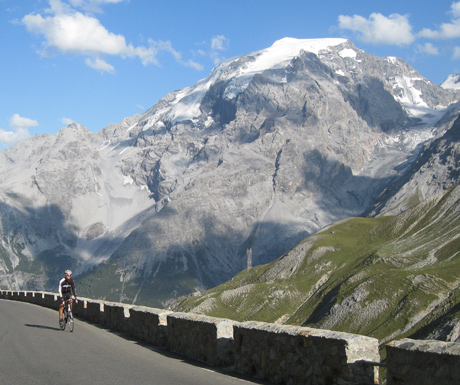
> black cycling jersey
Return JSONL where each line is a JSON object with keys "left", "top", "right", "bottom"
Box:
{"left": 59, "top": 277, "right": 76, "bottom": 298}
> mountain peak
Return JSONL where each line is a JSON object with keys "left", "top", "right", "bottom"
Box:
{"left": 233, "top": 37, "right": 349, "bottom": 75}
{"left": 148, "top": 37, "right": 352, "bottom": 126}
{"left": 441, "top": 74, "right": 460, "bottom": 90}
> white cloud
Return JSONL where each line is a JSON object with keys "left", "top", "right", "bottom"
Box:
{"left": 196, "top": 35, "right": 230, "bottom": 65}
{"left": 419, "top": 22, "right": 460, "bottom": 39}
{"left": 149, "top": 40, "right": 203, "bottom": 70}
{"left": 453, "top": 46, "right": 460, "bottom": 60}
{"left": 416, "top": 42, "right": 439, "bottom": 55}
{"left": 151, "top": 40, "right": 182, "bottom": 61}
{"left": 184, "top": 60, "right": 204, "bottom": 71}
{"left": 0, "top": 128, "right": 31, "bottom": 146}
{"left": 23, "top": 10, "right": 132, "bottom": 56}
{"left": 338, "top": 12, "right": 415, "bottom": 46}
{"left": 452, "top": 1, "right": 460, "bottom": 18}
{"left": 62, "top": 117, "right": 76, "bottom": 125}
{"left": 211, "top": 35, "right": 230, "bottom": 51}
{"left": 22, "top": 0, "right": 202, "bottom": 72}
{"left": 10, "top": 114, "right": 38, "bottom": 129}
{"left": 0, "top": 114, "right": 38, "bottom": 146}
{"left": 419, "top": 2, "right": 460, "bottom": 39}
{"left": 48, "top": 0, "right": 73, "bottom": 15}
{"left": 85, "top": 57, "right": 115, "bottom": 72}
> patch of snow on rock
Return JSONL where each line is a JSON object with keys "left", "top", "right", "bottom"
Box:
{"left": 339, "top": 48, "right": 357, "bottom": 59}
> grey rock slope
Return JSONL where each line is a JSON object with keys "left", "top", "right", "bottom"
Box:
{"left": 1, "top": 38, "right": 459, "bottom": 306}
{"left": 368, "top": 105, "right": 460, "bottom": 216}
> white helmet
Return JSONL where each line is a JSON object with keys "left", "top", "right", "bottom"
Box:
{"left": 64, "top": 270, "right": 72, "bottom": 275}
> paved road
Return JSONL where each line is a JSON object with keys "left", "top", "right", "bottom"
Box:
{"left": 0, "top": 299, "right": 269, "bottom": 385}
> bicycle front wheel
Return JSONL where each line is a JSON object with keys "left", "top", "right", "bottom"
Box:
{"left": 68, "top": 313, "right": 74, "bottom": 332}
{"left": 60, "top": 313, "right": 66, "bottom": 331}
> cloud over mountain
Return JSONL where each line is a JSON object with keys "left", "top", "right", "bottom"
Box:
{"left": 21, "top": 0, "right": 202, "bottom": 72}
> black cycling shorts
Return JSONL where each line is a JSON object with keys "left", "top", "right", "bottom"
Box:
{"left": 63, "top": 292, "right": 72, "bottom": 300}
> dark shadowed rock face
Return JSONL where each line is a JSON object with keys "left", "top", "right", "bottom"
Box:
{"left": 0, "top": 38, "right": 459, "bottom": 307}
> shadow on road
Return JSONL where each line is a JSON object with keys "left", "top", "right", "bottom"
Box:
{"left": 25, "top": 324, "right": 61, "bottom": 331}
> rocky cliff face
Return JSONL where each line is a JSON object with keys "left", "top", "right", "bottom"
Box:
{"left": 0, "top": 38, "right": 459, "bottom": 306}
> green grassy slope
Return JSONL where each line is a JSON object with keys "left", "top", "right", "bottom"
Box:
{"left": 173, "top": 185, "right": 460, "bottom": 343}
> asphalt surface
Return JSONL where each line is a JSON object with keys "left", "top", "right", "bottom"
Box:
{"left": 0, "top": 299, "right": 270, "bottom": 385}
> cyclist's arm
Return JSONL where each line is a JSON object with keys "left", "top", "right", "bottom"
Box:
{"left": 71, "top": 279, "right": 77, "bottom": 299}
{"left": 58, "top": 278, "right": 64, "bottom": 298}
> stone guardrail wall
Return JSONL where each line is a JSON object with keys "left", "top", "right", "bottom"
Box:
{"left": 1, "top": 291, "right": 460, "bottom": 385}
{"left": 385, "top": 339, "right": 460, "bottom": 385}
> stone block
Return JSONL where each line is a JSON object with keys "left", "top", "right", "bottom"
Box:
{"left": 167, "top": 312, "right": 235, "bottom": 367}
{"left": 386, "top": 338, "right": 460, "bottom": 385}
{"left": 129, "top": 306, "right": 171, "bottom": 348}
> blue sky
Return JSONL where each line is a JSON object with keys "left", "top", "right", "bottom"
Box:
{"left": 1, "top": 0, "right": 460, "bottom": 148}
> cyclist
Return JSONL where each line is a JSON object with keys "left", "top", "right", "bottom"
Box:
{"left": 59, "top": 269, "right": 77, "bottom": 326}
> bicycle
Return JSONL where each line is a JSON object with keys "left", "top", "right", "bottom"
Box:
{"left": 59, "top": 298, "right": 77, "bottom": 332}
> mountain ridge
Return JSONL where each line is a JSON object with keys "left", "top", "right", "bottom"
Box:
{"left": 1, "top": 37, "right": 460, "bottom": 309}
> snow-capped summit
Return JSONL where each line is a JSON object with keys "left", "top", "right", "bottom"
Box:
{"left": 229, "top": 37, "right": 348, "bottom": 74}
{"left": 147, "top": 38, "right": 351, "bottom": 126}
{"left": 142, "top": 37, "right": 454, "bottom": 133}
{"left": 441, "top": 74, "right": 460, "bottom": 90}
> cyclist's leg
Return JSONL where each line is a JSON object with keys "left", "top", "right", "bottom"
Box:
{"left": 65, "top": 293, "right": 73, "bottom": 317}
{"left": 61, "top": 293, "right": 70, "bottom": 318}
{"left": 59, "top": 299, "right": 64, "bottom": 319}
